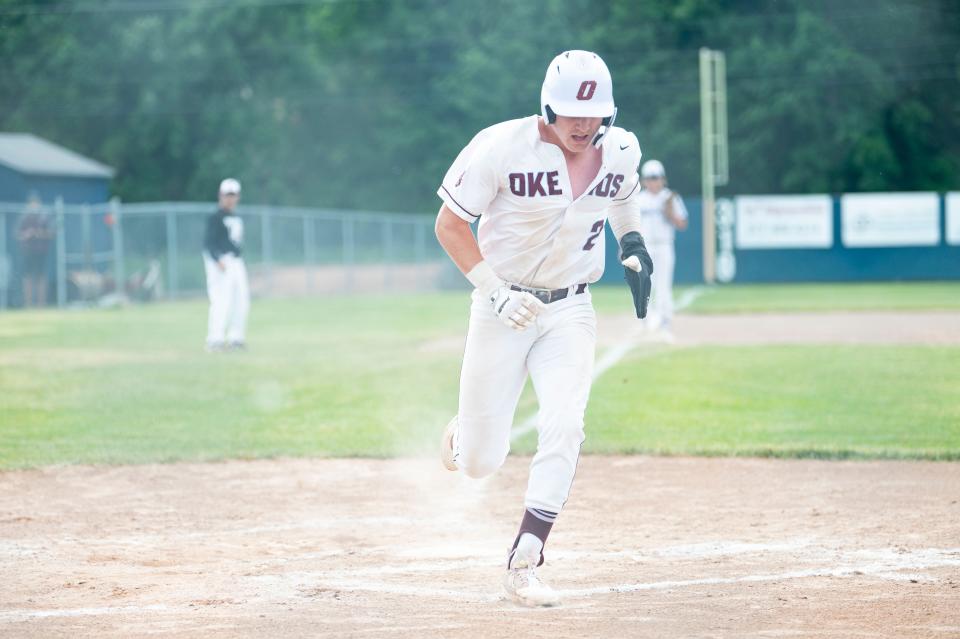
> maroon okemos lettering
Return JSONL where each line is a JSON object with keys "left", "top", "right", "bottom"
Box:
{"left": 590, "top": 174, "right": 611, "bottom": 197}
{"left": 610, "top": 174, "right": 624, "bottom": 197}
{"left": 509, "top": 171, "right": 563, "bottom": 197}
{"left": 509, "top": 173, "right": 526, "bottom": 196}
{"left": 588, "top": 173, "right": 625, "bottom": 198}
{"left": 528, "top": 172, "right": 547, "bottom": 196}
{"left": 547, "top": 171, "right": 561, "bottom": 195}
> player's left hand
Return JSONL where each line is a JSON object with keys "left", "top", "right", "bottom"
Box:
{"left": 619, "top": 231, "right": 654, "bottom": 319}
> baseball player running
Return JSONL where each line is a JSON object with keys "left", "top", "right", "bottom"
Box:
{"left": 203, "top": 178, "right": 250, "bottom": 352}
{"left": 435, "top": 50, "right": 653, "bottom": 607}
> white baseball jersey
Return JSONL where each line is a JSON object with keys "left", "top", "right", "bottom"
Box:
{"left": 636, "top": 188, "right": 688, "bottom": 244}
{"left": 438, "top": 115, "right": 643, "bottom": 289}
{"left": 224, "top": 215, "right": 244, "bottom": 247}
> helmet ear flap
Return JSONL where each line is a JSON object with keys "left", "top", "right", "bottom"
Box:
{"left": 543, "top": 104, "right": 557, "bottom": 124}
{"left": 592, "top": 106, "right": 618, "bottom": 148}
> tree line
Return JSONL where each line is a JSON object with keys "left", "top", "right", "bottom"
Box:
{"left": 2, "top": 0, "right": 957, "bottom": 211}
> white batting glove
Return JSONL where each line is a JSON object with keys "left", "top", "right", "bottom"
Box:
{"left": 466, "top": 261, "right": 546, "bottom": 331}
{"left": 489, "top": 287, "right": 546, "bottom": 330}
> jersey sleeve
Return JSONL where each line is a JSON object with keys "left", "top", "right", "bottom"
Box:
{"left": 437, "top": 134, "right": 500, "bottom": 223}
{"left": 671, "top": 192, "right": 689, "bottom": 221}
{"left": 203, "top": 214, "right": 224, "bottom": 260}
{"left": 607, "top": 132, "right": 644, "bottom": 241}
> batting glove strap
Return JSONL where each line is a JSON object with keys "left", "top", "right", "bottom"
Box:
{"left": 465, "top": 260, "right": 503, "bottom": 300}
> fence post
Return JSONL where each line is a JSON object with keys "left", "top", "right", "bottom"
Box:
{"left": 0, "top": 210, "right": 7, "bottom": 310}
{"left": 414, "top": 219, "right": 425, "bottom": 291}
{"left": 382, "top": 218, "right": 393, "bottom": 289}
{"left": 343, "top": 214, "right": 354, "bottom": 293}
{"left": 110, "top": 197, "right": 124, "bottom": 299}
{"left": 414, "top": 219, "right": 426, "bottom": 262}
{"left": 55, "top": 197, "right": 66, "bottom": 308}
{"left": 81, "top": 203, "right": 92, "bottom": 274}
{"left": 303, "top": 214, "right": 314, "bottom": 294}
{"left": 261, "top": 208, "right": 273, "bottom": 294}
{"left": 166, "top": 209, "right": 178, "bottom": 299}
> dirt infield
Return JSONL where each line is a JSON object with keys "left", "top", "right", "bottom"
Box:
{"left": 1, "top": 456, "right": 958, "bottom": 638}
{"left": 596, "top": 310, "right": 960, "bottom": 349}
{"left": 671, "top": 310, "right": 960, "bottom": 346}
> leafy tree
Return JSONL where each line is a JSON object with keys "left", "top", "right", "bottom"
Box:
{"left": 1, "top": 0, "right": 956, "bottom": 210}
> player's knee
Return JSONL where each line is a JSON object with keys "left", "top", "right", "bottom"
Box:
{"left": 458, "top": 449, "right": 507, "bottom": 479}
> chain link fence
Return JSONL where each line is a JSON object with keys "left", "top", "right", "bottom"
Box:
{"left": 0, "top": 199, "right": 452, "bottom": 310}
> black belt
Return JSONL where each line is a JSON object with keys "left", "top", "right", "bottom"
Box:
{"left": 509, "top": 283, "right": 588, "bottom": 304}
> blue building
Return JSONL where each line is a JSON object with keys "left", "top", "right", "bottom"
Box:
{"left": 0, "top": 133, "right": 115, "bottom": 307}
{"left": 0, "top": 133, "right": 114, "bottom": 203}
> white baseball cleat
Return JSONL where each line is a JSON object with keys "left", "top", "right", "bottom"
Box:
{"left": 503, "top": 560, "right": 560, "bottom": 607}
{"left": 440, "top": 417, "right": 458, "bottom": 471}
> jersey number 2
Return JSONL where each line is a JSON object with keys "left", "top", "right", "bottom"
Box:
{"left": 582, "top": 220, "right": 604, "bottom": 250}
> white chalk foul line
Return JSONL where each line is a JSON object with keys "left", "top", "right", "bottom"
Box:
{"left": 4, "top": 545, "right": 958, "bottom": 619}
{"left": 566, "top": 546, "right": 960, "bottom": 596}
{"left": 0, "top": 604, "right": 168, "bottom": 622}
{"left": 511, "top": 286, "right": 706, "bottom": 441}
{"left": 672, "top": 285, "right": 708, "bottom": 312}
{"left": 315, "top": 545, "right": 960, "bottom": 602}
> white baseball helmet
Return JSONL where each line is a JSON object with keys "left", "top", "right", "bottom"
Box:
{"left": 641, "top": 160, "right": 666, "bottom": 179}
{"left": 541, "top": 50, "right": 617, "bottom": 146}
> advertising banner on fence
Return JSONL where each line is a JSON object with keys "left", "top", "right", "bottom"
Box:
{"left": 841, "top": 192, "right": 940, "bottom": 247}
{"left": 735, "top": 195, "right": 833, "bottom": 249}
{"left": 947, "top": 192, "right": 960, "bottom": 246}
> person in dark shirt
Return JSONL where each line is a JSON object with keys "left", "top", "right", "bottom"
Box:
{"left": 203, "top": 178, "right": 249, "bottom": 351}
{"left": 17, "top": 193, "right": 54, "bottom": 308}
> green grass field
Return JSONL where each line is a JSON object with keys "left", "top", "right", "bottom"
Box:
{"left": 1, "top": 282, "right": 958, "bottom": 469}
{"left": 591, "top": 281, "right": 960, "bottom": 314}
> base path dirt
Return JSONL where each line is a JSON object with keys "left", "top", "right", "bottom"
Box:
{"left": 594, "top": 310, "right": 960, "bottom": 350}
{"left": 1, "top": 456, "right": 958, "bottom": 638}
{"left": 673, "top": 311, "right": 960, "bottom": 346}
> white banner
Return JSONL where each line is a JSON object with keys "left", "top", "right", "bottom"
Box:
{"left": 841, "top": 192, "right": 940, "bottom": 247}
{"left": 947, "top": 193, "right": 960, "bottom": 246}
{"left": 735, "top": 195, "right": 833, "bottom": 249}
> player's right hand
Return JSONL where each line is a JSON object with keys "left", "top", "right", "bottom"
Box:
{"left": 465, "top": 260, "right": 546, "bottom": 331}
{"left": 488, "top": 287, "right": 546, "bottom": 331}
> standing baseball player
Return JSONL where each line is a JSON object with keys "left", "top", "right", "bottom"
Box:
{"left": 435, "top": 50, "right": 653, "bottom": 607}
{"left": 636, "top": 160, "right": 688, "bottom": 336}
{"left": 203, "top": 178, "right": 250, "bottom": 352}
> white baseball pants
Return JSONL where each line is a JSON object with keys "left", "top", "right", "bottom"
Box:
{"left": 455, "top": 289, "right": 595, "bottom": 513}
{"left": 204, "top": 254, "right": 250, "bottom": 345}
{"left": 648, "top": 242, "right": 676, "bottom": 326}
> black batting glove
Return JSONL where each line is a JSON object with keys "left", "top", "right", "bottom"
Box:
{"left": 619, "top": 231, "right": 654, "bottom": 319}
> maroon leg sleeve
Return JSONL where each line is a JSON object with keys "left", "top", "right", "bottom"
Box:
{"left": 509, "top": 507, "right": 557, "bottom": 567}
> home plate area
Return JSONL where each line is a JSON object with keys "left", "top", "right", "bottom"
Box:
{"left": 1, "top": 456, "right": 958, "bottom": 637}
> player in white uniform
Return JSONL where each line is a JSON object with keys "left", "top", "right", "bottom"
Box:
{"left": 434, "top": 51, "right": 653, "bottom": 607}
{"left": 636, "top": 160, "right": 688, "bottom": 334}
{"left": 203, "top": 178, "right": 250, "bottom": 352}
